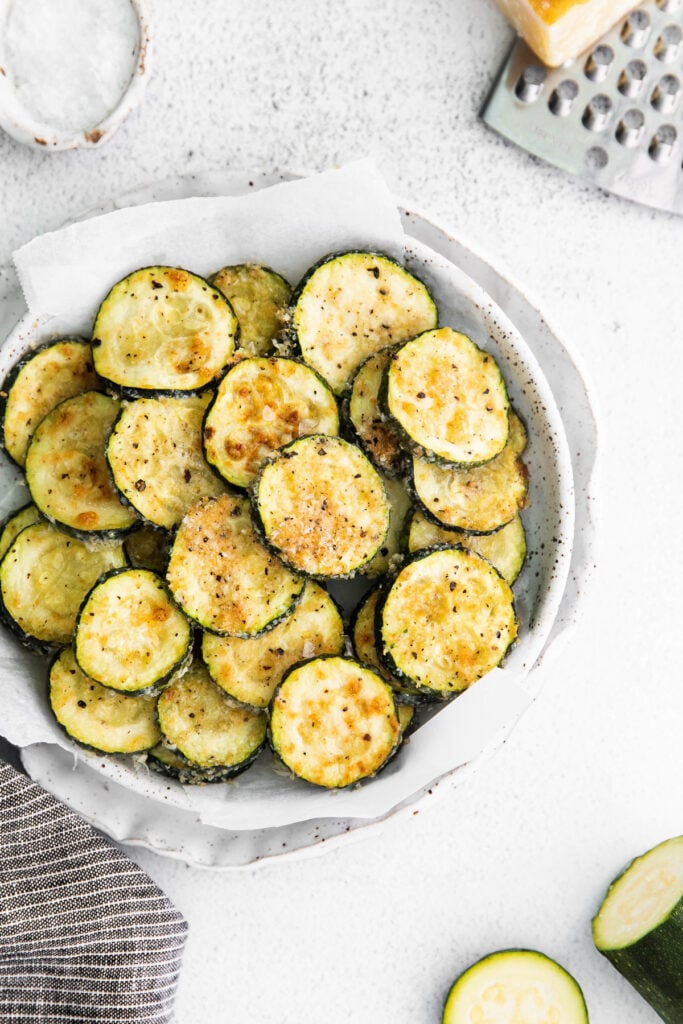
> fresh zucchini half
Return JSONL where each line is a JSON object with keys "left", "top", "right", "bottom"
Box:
{"left": 0, "top": 338, "right": 102, "bottom": 468}
{"left": 442, "top": 949, "right": 588, "bottom": 1024}
{"left": 202, "top": 580, "right": 344, "bottom": 709}
{"left": 377, "top": 546, "right": 518, "bottom": 696}
{"left": 156, "top": 658, "right": 267, "bottom": 777}
{"left": 0, "top": 503, "right": 41, "bottom": 562}
{"left": 166, "top": 493, "right": 304, "bottom": 637}
{"left": 292, "top": 250, "right": 438, "bottom": 395}
{"left": 412, "top": 410, "right": 529, "bottom": 535}
{"left": 344, "top": 347, "right": 406, "bottom": 478}
{"left": 106, "top": 392, "right": 227, "bottom": 529}
{"left": 203, "top": 356, "right": 340, "bottom": 488}
{"left": 407, "top": 510, "right": 527, "bottom": 586}
{"left": 49, "top": 647, "right": 161, "bottom": 755}
{"left": 383, "top": 327, "right": 510, "bottom": 467}
{"left": 24, "top": 390, "right": 138, "bottom": 539}
{"left": 253, "top": 434, "right": 390, "bottom": 579}
{"left": 92, "top": 266, "right": 238, "bottom": 395}
{"left": 210, "top": 263, "right": 292, "bottom": 357}
{"left": 0, "top": 522, "right": 126, "bottom": 651}
{"left": 350, "top": 585, "right": 430, "bottom": 706}
{"left": 269, "top": 655, "right": 401, "bottom": 789}
{"left": 124, "top": 524, "right": 170, "bottom": 575}
{"left": 362, "top": 473, "right": 412, "bottom": 579}
{"left": 75, "top": 568, "right": 192, "bottom": 694}
{"left": 592, "top": 835, "right": 683, "bottom": 1023}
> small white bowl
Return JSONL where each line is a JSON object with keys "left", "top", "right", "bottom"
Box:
{"left": 0, "top": 0, "right": 151, "bottom": 150}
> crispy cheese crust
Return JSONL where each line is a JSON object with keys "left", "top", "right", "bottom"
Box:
{"left": 385, "top": 327, "right": 509, "bottom": 467}
{"left": 167, "top": 494, "right": 304, "bottom": 636}
{"left": 211, "top": 263, "right": 291, "bottom": 357}
{"left": 25, "top": 391, "right": 138, "bottom": 537}
{"left": 92, "top": 266, "right": 238, "bottom": 394}
{"left": 378, "top": 547, "right": 517, "bottom": 695}
{"left": 203, "top": 356, "right": 339, "bottom": 487}
{"left": 1, "top": 339, "right": 102, "bottom": 467}
{"left": 157, "top": 659, "right": 267, "bottom": 773}
{"left": 270, "top": 655, "right": 401, "bottom": 788}
{"left": 49, "top": 647, "right": 161, "bottom": 754}
{"left": 202, "top": 580, "right": 344, "bottom": 709}
{"left": 0, "top": 522, "right": 126, "bottom": 649}
{"left": 413, "top": 410, "right": 528, "bottom": 534}
{"left": 75, "top": 568, "right": 191, "bottom": 693}
{"left": 293, "top": 251, "right": 437, "bottom": 394}
{"left": 254, "top": 434, "right": 390, "bottom": 578}
{"left": 107, "top": 393, "right": 227, "bottom": 528}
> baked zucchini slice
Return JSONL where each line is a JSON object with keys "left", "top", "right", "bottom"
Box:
{"left": 24, "top": 390, "right": 138, "bottom": 538}
{"left": 442, "top": 950, "right": 588, "bottom": 1024}
{"left": 124, "top": 524, "right": 169, "bottom": 575}
{"left": 384, "top": 327, "right": 509, "bottom": 467}
{"left": 269, "top": 655, "right": 401, "bottom": 789}
{"left": 92, "top": 266, "right": 238, "bottom": 395}
{"left": 75, "top": 568, "right": 191, "bottom": 694}
{"left": 0, "top": 338, "right": 102, "bottom": 467}
{"left": 362, "top": 473, "right": 412, "bottom": 579}
{"left": 377, "top": 546, "right": 517, "bottom": 696}
{"left": 345, "top": 347, "right": 405, "bottom": 478}
{"left": 147, "top": 742, "right": 234, "bottom": 784}
{"left": 592, "top": 835, "right": 683, "bottom": 1023}
{"left": 407, "top": 510, "right": 527, "bottom": 585}
{"left": 166, "top": 494, "right": 304, "bottom": 636}
{"left": 350, "top": 585, "right": 427, "bottom": 705}
{"left": 253, "top": 434, "right": 390, "bottom": 579}
{"left": 203, "top": 356, "right": 339, "bottom": 488}
{"left": 0, "top": 522, "right": 126, "bottom": 651}
{"left": 292, "top": 251, "right": 437, "bottom": 394}
{"left": 0, "top": 503, "right": 41, "bottom": 561}
{"left": 412, "top": 410, "right": 529, "bottom": 534}
{"left": 210, "top": 263, "right": 292, "bottom": 358}
{"left": 49, "top": 646, "right": 161, "bottom": 754}
{"left": 157, "top": 658, "right": 267, "bottom": 777}
{"left": 107, "top": 393, "right": 227, "bottom": 528}
{"left": 202, "top": 580, "right": 344, "bottom": 709}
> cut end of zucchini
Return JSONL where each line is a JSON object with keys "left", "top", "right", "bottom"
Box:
{"left": 593, "top": 837, "right": 683, "bottom": 952}
{"left": 442, "top": 950, "right": 588, "bottom": 1024}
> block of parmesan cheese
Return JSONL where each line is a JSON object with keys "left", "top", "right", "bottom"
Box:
{"left": 494, "top": 0, "right": 640, "bottom": 66}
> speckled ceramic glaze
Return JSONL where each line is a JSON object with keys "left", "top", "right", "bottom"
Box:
{"left": 3, "top": 171, "right": 597, "bottom": 868}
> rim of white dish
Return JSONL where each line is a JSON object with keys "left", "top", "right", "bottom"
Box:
{"left": 0, "top": 0, "right": 152, "bottom": 150}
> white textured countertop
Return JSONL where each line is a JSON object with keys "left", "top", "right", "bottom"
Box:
{"left": 0, "top": 2, "right": 681, "bottom": 1022}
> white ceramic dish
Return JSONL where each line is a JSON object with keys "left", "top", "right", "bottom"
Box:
{"left": 0, "top": 0, "right": 151, "bottom": 150}
{"left": 0, "top": 171, "right": 597, "bottom": 867}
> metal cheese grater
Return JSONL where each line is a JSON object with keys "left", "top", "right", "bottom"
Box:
{"left": 482, "top": 0, "right": 683, "bottom": 214}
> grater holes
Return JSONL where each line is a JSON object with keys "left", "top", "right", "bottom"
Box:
{"left": 616, "top": 108, "right": 646, "bottom": 147}
{"left": 651, "top": 73, "right": 681, "bottom": 113}
{"left": 649, "top": 123, "right": 678, "bottom": 161}
{"left": 585, "top": 45, "right": 615, "bottom": 82}
{"left": 618, "top": 59, "right": 648, "bottom": 97}
{"left": 654, "top": 24, "right": 683, "bottom": 61}
{"left": 515, "top": 65, "right": 546, "bottom": 102}
{"left": 582, "top": 94, "right": 613, "bottom": 131}
{"left": 621, "top": 10, "right": 651, "bottom": 47}
{"left": 549, "top": 79, "right": 579, "bottom": 116}
{"left": 585, "top": 146, "right": 609, "bottom": 170}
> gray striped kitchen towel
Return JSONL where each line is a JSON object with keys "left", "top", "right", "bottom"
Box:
{"left": 0, "top": 759, "right": 188, "bottom": 1023}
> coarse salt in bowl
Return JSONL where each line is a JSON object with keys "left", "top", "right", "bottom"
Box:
{"left": 0, "top": 0, "right": 151, "bottom": 150}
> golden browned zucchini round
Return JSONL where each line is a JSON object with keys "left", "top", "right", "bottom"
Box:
{"left": 210, "top": 263, "right": 292, "bottom": 357}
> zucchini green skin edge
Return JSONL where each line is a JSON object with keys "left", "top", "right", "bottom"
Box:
{"left": 442, "top": 949, "right": 589, "bottom": 1024}
{"left": 592, "top": 837, "right": 683, "bottom": 1023}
